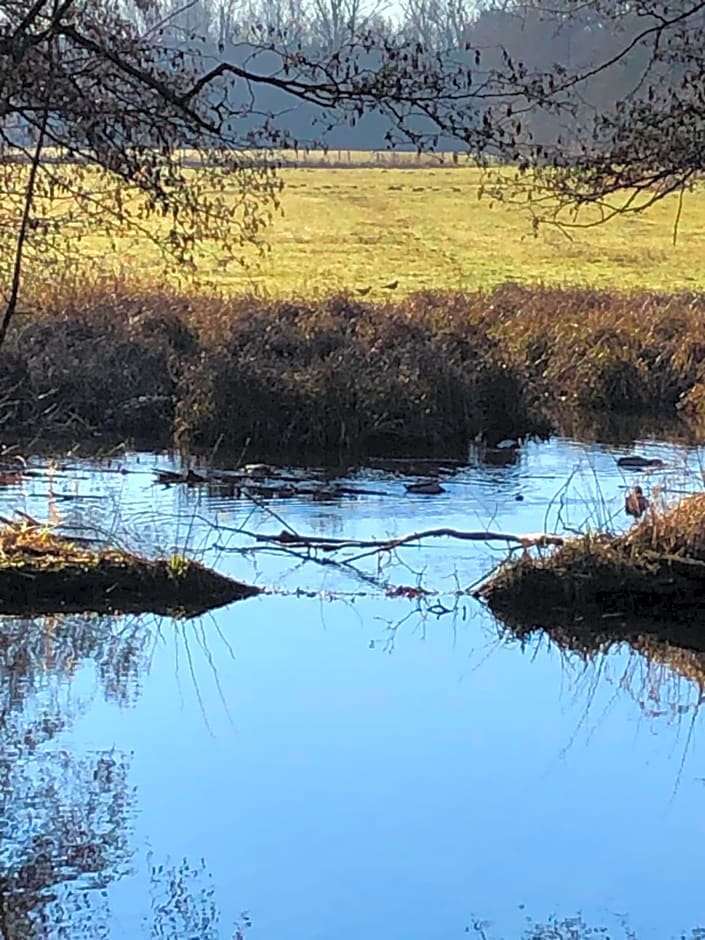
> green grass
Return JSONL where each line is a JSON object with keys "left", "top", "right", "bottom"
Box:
{"left": 71, "top": 166, "right": 705, "bottom": 297}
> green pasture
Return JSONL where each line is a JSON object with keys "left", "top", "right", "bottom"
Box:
{"left": 57, "top": 165, "right": 705, "bottom": 296}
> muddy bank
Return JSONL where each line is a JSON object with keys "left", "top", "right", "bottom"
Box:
{"left": 5, "top": 283, "right": 705, "bottom": 454}
{"left": 485, "top": 568, "right": 705, "bottom": 655}
{"left": 476, "top": 492, "right": 705, "bottom": 636}
{"left": 0, "top": 521, "right": 259, "bottom": 616}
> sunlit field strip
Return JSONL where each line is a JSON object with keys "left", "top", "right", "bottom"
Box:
{"left": 10, "top": 160, "right": 705, "bottom": 296}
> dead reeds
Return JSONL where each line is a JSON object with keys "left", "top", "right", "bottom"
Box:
{"left": 477, "top": 491, "right": 705, "bottom": 631}
{"left": 6, "top": 280, "right": 705, "bottom": 454}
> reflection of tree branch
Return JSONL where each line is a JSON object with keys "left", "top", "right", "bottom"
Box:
{"left": 0, "top": 609, "right": 246, "bottom": 937}
{"left": 0, "top": 751, "right": 132, "bottom": 937}
{"left": 0, "top": 103, "right": 49, "bottom": 349}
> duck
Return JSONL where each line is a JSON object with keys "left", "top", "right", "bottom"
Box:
{"left": 155, "top": 468, "right": 183, "bottom": 485}
{"left": 405, "top": 480, "right": 446, "bottom": 495}
{"left": 243, "top": 463, "right": 275, "bottom": 479}
{"left": 617, "top": 455, "right": 665, "bottom": 470}
{"left": 495, "top": 438, "right": 521, "bottom": 450}
{"left": 625, "top": 485, "right": 649, "bottom": 518}
{"left": 154, "top": 467, "right": 207, "bottom": 486}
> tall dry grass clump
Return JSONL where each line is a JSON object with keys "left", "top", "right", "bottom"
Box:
{"left": 5, "top": 279, "right": 705, "bottom": 453}
{"left": 176, "top": 292, "right": 545, "bottom": 453}
{"left": 0, "top": 280, "right": 202, "bottom": 442}
{"left": 479, "top": 284, "right": 705, "bottom": 415}
{"left": 624, "top": 492, "right": 705, "bottom": 561}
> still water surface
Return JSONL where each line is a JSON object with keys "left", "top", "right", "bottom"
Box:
{"left": 3, "top": 437, "right": 705, "bottom": 939}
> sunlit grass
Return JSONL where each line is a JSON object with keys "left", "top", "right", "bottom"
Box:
{"left": 6, "top": 159, "right": 705, "bottom": 453}
{"left": 55, "top": 165, "right": 705, "bottom": 297}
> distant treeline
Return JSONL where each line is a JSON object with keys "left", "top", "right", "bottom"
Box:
{"left": 114, "top": 0, "right": 664, "bottom": 153}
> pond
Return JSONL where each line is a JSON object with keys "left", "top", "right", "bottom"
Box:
{"left": 2, "top": 436, "right": 705, "bottom": 939}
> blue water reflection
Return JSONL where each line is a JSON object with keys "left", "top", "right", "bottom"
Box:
{"left": 2, "top": 437, "right": 705, "bottom": 938}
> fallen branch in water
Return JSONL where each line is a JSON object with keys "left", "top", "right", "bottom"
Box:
{"left": 229, "top": 525, "right": 565, "bottom": 554}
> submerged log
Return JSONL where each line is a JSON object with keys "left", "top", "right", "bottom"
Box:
{"left": 0, "top": 523, "right": 259, "bottom": 617}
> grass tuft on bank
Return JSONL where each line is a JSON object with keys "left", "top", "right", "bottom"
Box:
{"left": 0, "top": 519, "right": 259, "bottom": 616}
{"left": 477, "top": 492, "right": 705, "bottom": 632}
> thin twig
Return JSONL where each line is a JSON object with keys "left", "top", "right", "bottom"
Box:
{"left": 0, "top": 95, "right": 50, "bottom": 349}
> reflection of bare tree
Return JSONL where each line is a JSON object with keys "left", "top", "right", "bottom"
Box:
{"left": 0, "top": 614, "right": 141, "bottom": 937}
{"left": 145, "top": 857, "right": 252, "bottom": 940}
{"left": 0, "top": 614, "right": 152, "bottom": 711}
{"left": 0, "top": 613, "right": 241, "bottom": 939}
{"left": 0, "top": 750, "right": 131, "bottom": 938}
{"left": 469, "top": 911, "right": 705, "bottom": 938}
{"left": 494, "top": 612, "right": 705, "bottom": 734}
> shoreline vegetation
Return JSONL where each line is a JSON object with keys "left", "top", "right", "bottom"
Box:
{"left": 0, "top": 517, "right": 259, "bottom": 616}
{"left": 5, "top": 282, "right": 705, "bottom": 457}
{"left": 477, "top": 492, "right": 705, "bottom": 639}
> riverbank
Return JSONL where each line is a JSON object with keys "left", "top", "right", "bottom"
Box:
{"left": 477, "top": 491, "right": 705, "bottom": 633}
{"left": 0, "top": 518, "right": 259, "bottom": 616}
{"left": 5, "top": 283, "right": 705, "bottom": 455}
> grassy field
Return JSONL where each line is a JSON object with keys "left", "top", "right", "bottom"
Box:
{"left": 73, "top": 165, "right": 705, "bottom": 297}
{"left": 5, "top": 159, "right": 705, "bottom": 455}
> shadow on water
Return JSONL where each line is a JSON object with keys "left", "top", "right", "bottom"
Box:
{"left": 0, "top": 611, "right": 249, "bottom": 939}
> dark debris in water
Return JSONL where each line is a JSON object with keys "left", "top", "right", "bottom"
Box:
{"left": 617, "top": 455, "right": 667, "bottom": 470}
{"left": 153, "top": 464, "right": 441, "bottom": 500}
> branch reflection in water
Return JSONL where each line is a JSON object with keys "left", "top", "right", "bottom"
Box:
{"left": 488, "top": 605, "right": 705, "bottom": 794}
{"left": 0, "top": 611, "right": 244, "bottom": 938}
{"left": 467, "top": 911, "right": 705, "bottom": 938}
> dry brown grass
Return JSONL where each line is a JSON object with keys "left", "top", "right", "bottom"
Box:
{"left": 479, "top": 490, "right": 705, "bottom": 633}
{"left": 623, "top": 492, "right": 705, "bottom": 561}
{"left": 0, "top": 520, "right": 112, "bottom": 567}
{"left": 1, "top": 283, "right": 551, "bottom": 454}
{"left": 477, "top": 284, "right": 705, "bottom": 415}
{"left": 6, "top": 280, "right": 705, "bottom": 454}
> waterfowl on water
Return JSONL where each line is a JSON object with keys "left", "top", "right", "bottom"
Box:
{"left": 617, "top": 455, "right": 665, "bottom": 470}
{"left": 495, "top": 438, "right": 521, "bottom": 451}
{"left": 155, "top": 468, "right": 183, "bottom": 485}
{"left": 154, "top": 468, "right": 207, "bottom": 486}
{"left": 625, "top": 485, "right": 649, "bottom": 518}
{"left": 405, "top": 480, "right": 446, "bottom": 495}
{"left": 243, "top": 463, "right": 275, "bottom": 479}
